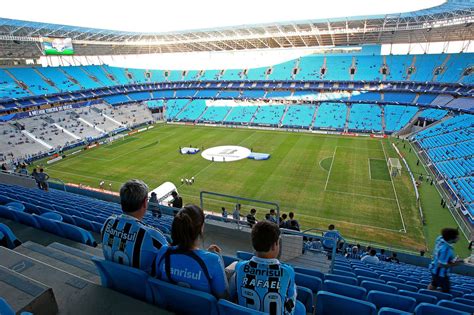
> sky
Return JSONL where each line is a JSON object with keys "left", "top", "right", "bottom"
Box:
{"left": 1, "top": 0, "right": 446, "bottom": 33}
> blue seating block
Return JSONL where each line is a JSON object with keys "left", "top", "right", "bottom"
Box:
{"left": 316, "top": 291, "right": 377, "bottom": 315}
{"left": 324, "top": 279, "right": 367, "bottom": 300}
{"left": 414, "top": 302, "right": 469, "bottom": 315}
{"left": 367, "top": 290, "right": 417, "bottom": 312}
{"left": 92, "top": 257, "right": 153, "bottom": 302}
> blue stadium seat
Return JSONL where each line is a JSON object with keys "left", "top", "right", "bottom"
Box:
{"left": 0, "top": 205, "right": 18, "bottom": 221}
{"left": 91, "top": 257, "right": 153, "bottom": 303}
{"left": 387, "top": 281, "right": 418, "bottom": 292}
{"left": 359, "top": 276, "right": 386, "bottom": 285}
{"left": 361, "top": 280, "right": 398, "bottom": 294}
{"left": 296, "top": 286, "right": 314, "bottom": 313}
{"left": 11, "top": 210, "right": 39, "bottom": 228}
{"left": 418, "top": 289, "right": 453, "bottom": 301}
{"left": 6, "top": 202, "right": 25, "bottom": 212}
{"left": 378, "top": 307, "right": 411, "bottom": 315}
{"left": 294, "top": 267, "right": 325, "bottom": 281}
{"left": 324, "top": 274, "right": 358, "bottom": 286}
{"left": 463, "top": 294, "right": 474, "bottom": 301}
{"left": 0, "top": 298, "right": 14, "bottom": 315}
{"left": 437, "top": 300, "right": 474, "bottom": 313}
{"left": 59, "top": 222, "right": 97, "bottom": 247}
{"left": 450, "top": 290, "right": 464, "bottom": 298}
{"left": 222, "top": 255, "right": 239, "bottom": 267}
{"left": 0, "top": 223, "right": 21, "bottom": 249}
{"left": 354, "top": 268, "right": 380, "bottom": 279}
{"left": 34, "top": 215, "right": 62, "bottom": 235}
{"left": 380, "top": 275, "right": 405, "bottom": 283}
{"left": 333, "top": 269, "right": 357, "bottom": 278}
{"left": 236, "top": 251, "right": 253, "bottom": 260}
{"left": 316, "top": 291, "right": 377, "bottom": 315}
{"left": 398, "top": 290, "right": 438, "bottom": 305}
{"left": 414, "top": 302, "right": 469, "bottom": 315}
{"left": 148, "top": 278, "right": 218, "bottom": 315}
{"left": 367, "top": 291, "right": 417, "bottom": 312}
{"left": 324, "top": 279, "right": 367, "bottom": 300}
{"left": 41, "top": 212, "right": 63, "bottom": 221}
{"left": 295, "top": 272, "right": 322, "bottom": 294}
{"left": 217, "top": 299, "right": 265, "bottom": 315}
{"left": 453, "top": 297, "right": 474, "bottom": 307}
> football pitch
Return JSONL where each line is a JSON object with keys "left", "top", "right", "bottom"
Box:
{"left": 40, "top": 124, "right": 431, "bottom": 252}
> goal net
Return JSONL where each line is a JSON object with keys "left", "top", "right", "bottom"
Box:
{"left": 387, "top": 158, "right": 402, "bottom": 177}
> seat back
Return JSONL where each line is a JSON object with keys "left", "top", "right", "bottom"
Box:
{"left": 58, "top": 222, "right": 96, "bottom": 246}
{"left": 324, "top": 279, "right": 367, "bottom": 300}
{"left": 437, "top": 300, "right": 474, "bottom": 313}
{"left": 367, "top": 290, "right": 416, "bottom": 312}
{"left": 398, "top": 290, "right": 437, "bottom": 305}
{"left": 378, "top": 307, "right": 411, "bottom": 314}
{"left": 148, "top": 278, "right": 218, "bottom": 315}
{"left": 33, "top": 215, "right": 62, "bottom": 235}
{"left": 294, "top": 267, "right": 324, "bottom": 281}
{"left": 13, "top": 211, "right": 39, "bottom": 228}
{"left": 222, "top": 255, "right": 239, "bottom": 267}
{"left": 236, "top": 251, "right": 253, "bottom": 260}
{"left": 0, "top": 205, "right": 17, "bottom": 221}
{"left": 414, "top": 302, "right": 469, "bottom": 315}
{"left": 333, "top": 269, "right": 357, "bottom": 278}
{"left": 295, "top": 272, "right": 322, "bottom": 293}
{"left": 0, "top": 224, "right": 21, "bottom": 249}
{"left": 40, "top": 212, "right": 63, "bottom": 221}
{"left": 217, "top": 299, "right": 265, "bottom": 315}
{"left": 91, "top": 257, "right": 152, "bottom": 302}
{"left": 387, "top": 281, "right": 418, "bottom": 292}
{"left": 6, "top": 202, "right": 25, "bottom": 212}
{"left": 315, "top": 291, "right": 377, "bottom": 315}
{"left": 453, "top": 297, "right": 474, "bottom": 307}
{"left": 71, "top": 215, "right": 94, "bottom": 231}
{"left": 380, "top": 274, "right": 405, "bottom": 283}
{"left": 354, "top": 268, "right": 379, "bottom": 279}
{"left": 358, "top": 276, "right": 385, "bottom": 285}
{"left": 418, "top": 289, "right": 453, "bottom": 301}
{"left": 324, "top": 274, "right": 358, "bottom": 286}
{"left": 0, "top": 298, "right": 14, "bottom": 315}
{"left": 361, "top": 280, "right": 398, "bottom": 294}
{"left": 296, "top": 286, "right": 314, "bottom": 314}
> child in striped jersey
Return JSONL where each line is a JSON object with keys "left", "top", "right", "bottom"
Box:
{"left": 230, "top": 221, "right": 302, "bottom": 315}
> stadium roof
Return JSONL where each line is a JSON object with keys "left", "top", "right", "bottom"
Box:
{"left": 0, "top": 0, "right": 472, "bottom": 57}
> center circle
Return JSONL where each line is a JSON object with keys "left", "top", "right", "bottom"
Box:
{"left": 201, "top": 145, "right": 251, "bottom": 162}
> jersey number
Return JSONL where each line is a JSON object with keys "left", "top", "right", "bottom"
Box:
{"left": 242, "top": 288, "right": 282, "bottom": 315}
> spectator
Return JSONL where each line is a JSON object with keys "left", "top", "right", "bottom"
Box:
{"left": 246, "top": 208, "right": 257, "bottom": 227}
{"left": 269, "top": 209, "right": 278, "bottom": 223}
{"left": 1, "top": 163, "right": 6, "bottom": 172}
{"left": 288, "top": 212, "right": 300, "bottom": 230}
{"left": 346, "top": 245, "right": 359, "bottom": 259}
{"left": 18, "top": 164, "right": 28, "bottom": 176}
{"left": 322, "top": 224, "right": 341, "bottom": 258}
{"left": 232, "top": 204, "right": 241, "bottom": 221}
{"left": 387, "top": 252, "right": 399, "bottom": 264}
{"left": 264, "top": 213, "right": 271, "bottom": 221}
{"left": 154, "top": 205, "right": 228, "bottom": 298}
{"left": 230, "top": 221, "right": 301, "bottom": 314}
{"left": 101, "top": 179, "right": 168, "bottom": 274}
{"left": 169, "top": 191, "right": 183, "bottom": 210}
{"left": 279, "top": 213, "right": 288, "bottom": 229}
{"left": 37, "top": 168, "right": 50, "bottom": 191}
{"left": 428, "top": 228, "right": 463, "bottom": 293}
{"left": 31, "top": 168, "right": 40, "bottom": 188}
{"left": 148, "top": 192, "right": 161, "bottom": 218}
{"left": 221, "top": 207, "right": 228, "bottom": 219}
{"left": 287, "top": 219, "right": 300, "bottom": 231}
{"left": 377, "top": 248, "right": 387, "bottom": 261}
{"left": 309, "top": 238, "right": 322, "bottom": 251}
{"left": 361, "top": 246, "right": 372, "bottom": 258}
{"left": 361, "top": 249, "right": 380, "bottom": 264}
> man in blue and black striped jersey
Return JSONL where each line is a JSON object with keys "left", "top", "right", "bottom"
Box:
{"left": 101, "top": 179, "right": 168, "bottom": 274}
{"left": 230, "top": 221, "right": 301, "bottom": 315}
{"left": 428, "top": 227, "right": 463, "bottom": 293}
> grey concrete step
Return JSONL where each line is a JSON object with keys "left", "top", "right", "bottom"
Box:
{"left": 15, "top": 241, "right": 100, "bottom": 283}
{"left": 69, "top": 242, "right": 104, "bottom": 257}
{"left": 0, "top": 247, "right": 169, "bottom": 315}
{"left": 47, "top": 242, "right": 97, "bottom": 261}
{"left": 0, "top": 265, "right": 58, "bottom": 315}
{"left": 287, "top": 251, "right": 332, "bottom": 273}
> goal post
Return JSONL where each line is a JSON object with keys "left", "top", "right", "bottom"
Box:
{"left": 387, "top": 158, "right": 402, "bottom": 177}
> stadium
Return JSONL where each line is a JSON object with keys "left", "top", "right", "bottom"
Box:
{"left": 0, "top": 0, "right": 473, "bottom": 314}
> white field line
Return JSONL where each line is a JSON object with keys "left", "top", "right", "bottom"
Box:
{"left": 324, "top": 147, "right": 337, "bottom": 191}
{"left": 368, "top": 158, "right": 372, "bottom": 180}
{"left": 325, "top": 189, "right": 397, "bottom": 201}
{"left": 318, "top": 156, "right": 333, "bottom": 172}
{"left": 381, "top": 140, "right": 407, "bottom": 233}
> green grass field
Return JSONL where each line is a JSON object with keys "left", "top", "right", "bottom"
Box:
{"left": 33, "top": 124, "right": 468, "bottom": 255}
